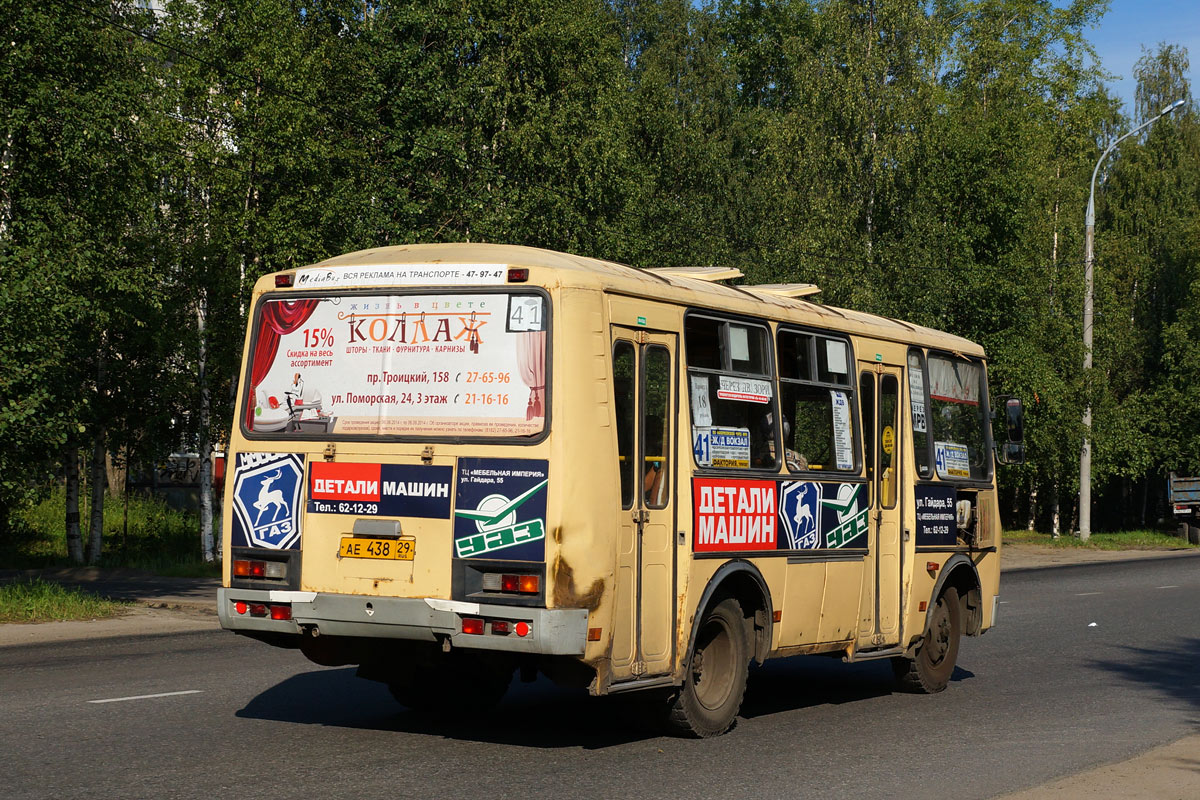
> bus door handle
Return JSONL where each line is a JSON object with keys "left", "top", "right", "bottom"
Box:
{"left": 632, "top": 510, "right": 649, "bottom": 524}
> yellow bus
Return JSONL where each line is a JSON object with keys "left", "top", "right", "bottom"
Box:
{"left": 219, "top": 243, "right": 1024, "bottom": 736}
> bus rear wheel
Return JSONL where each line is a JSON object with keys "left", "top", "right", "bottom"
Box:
{"left": 893, "top": 586, "right": 962, "bottom": 694}
{"left": 666, "top": 598, "right": 749, "bottom": 738}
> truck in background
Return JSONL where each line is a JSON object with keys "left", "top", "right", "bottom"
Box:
{"left": 1168, "top": 472, "right": 1200, "bottom": 544}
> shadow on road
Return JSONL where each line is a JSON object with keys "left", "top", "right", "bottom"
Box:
{"left": 740, "top": 655, "right": 973, "bottom": 719}
{"left": 237, "top": 652, "right": 975, "bottom": 745}
{"left": 1091, "top": 636, "right": 1200, "bottom": 736}
{"left": 236, "top": 666, "right": 663, "bottom": 748}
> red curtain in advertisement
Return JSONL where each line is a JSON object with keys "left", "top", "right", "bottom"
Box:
{"left": 246, "top": 299, "right": 321, "bottom": 428}
{"left": 517, "top": 331, "right": 546, "bottom": 420}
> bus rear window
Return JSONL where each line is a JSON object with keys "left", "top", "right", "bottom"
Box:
{"left": 244, "top": 292, "right": 547, "bottom": 438}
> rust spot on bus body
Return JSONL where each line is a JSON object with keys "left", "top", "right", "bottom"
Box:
{"left": 552, "top": 556, "right": 604, "bottom": 610}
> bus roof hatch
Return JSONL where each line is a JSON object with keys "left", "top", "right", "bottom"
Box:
{"left": 742, "top": 283, "right": 821, "bottom": 299}
{"left": 645, "top": 266, "right": 745, "bottom": 282}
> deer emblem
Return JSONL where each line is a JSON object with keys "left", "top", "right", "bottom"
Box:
{"left": 253, "top": 469, "right": 288, "bottom": 525}
{"left": 790, "top": 483, "right": 819, "bottom": 549}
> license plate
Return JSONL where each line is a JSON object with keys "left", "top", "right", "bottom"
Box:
{"left": 339, "top": 536, "right": 415, "bottom": 561}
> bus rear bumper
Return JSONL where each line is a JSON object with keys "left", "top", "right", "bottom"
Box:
{"left": 218, "top": 587, "right": 589, "bottom": 656}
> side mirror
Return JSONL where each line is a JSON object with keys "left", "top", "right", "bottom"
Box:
{"left": 995, "top": 396, "right": 1025, "bottom": 465}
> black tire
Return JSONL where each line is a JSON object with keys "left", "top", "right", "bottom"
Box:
{"left": 666, "top": 597, "right": 750, "bottom": 738}
{"left": 1188, "top": 524, "right": 1200, "bottom": 546}
{"left": 387, "top": 655, "right": 512, "bottom": 714}
{"left": 893, "top": 586, "right": 962, "bottom": 694}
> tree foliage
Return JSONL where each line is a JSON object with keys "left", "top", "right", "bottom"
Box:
{"left": 2, "top": 0, "right": 1198, "bottom": 553}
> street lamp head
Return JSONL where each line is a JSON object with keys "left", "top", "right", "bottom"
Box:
{"left": 1161, "top": 99, "right": 1186, "bottom": 115}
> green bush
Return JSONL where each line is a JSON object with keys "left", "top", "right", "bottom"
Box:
{"left": 0, "top": 578, "right": 127, "bottom": 623}
{"left": 1004, "top": 529, "right": 1199, "bottom": 550}
{"left": 2, "top": 487, "right": 217, "bottom": 575}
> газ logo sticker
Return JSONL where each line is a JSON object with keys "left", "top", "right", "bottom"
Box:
{"left": 779, "top": 481, "right": 821, "bottom": 549}
{"left": 231, "top": 453, "right": 304, "bottom": 549}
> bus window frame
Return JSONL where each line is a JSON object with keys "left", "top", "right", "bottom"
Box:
{"left": 907, "top": 347, "right": 933, "bottom": 480}
{"left": 918, "top": 348, "right": 996, "bottom": 487}
{"left": 613, "top": 338, "right": 638, "bottom": 511}
{"left": 775, "top": 325, "right": 860, "bottom": 476}
{"left": 640, "top": 343, "right": 673, "bottom": 510}
{"left": 683, "top": 309, "right": 781, "bottom": 475}
{"left": 239, "top": 286, "right": 553, "bottom": 446}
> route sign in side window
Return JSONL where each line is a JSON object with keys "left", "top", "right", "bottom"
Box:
{"left": 686, "top": 315, "right": 777, "bottom": 470}
{"left": 928, "top": 354, "right": 990, "bottom": 481}
{"left": 908, "top": 349, "right": 931, "bottom": 478}
{"left": 777, "top": 329, "right": 856, "bottom": 473}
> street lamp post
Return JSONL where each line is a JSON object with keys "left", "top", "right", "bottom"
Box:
{"left": 1079, "top": 98, "right": 1185, "bottom": 541}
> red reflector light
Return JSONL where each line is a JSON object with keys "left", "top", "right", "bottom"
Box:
{"left": 462, "top": 618, "right": 484, "bottom": 635}
{"left": 926, "top": 562, "right": 939, "bottom": 573}
{"left": 518, "top": 575, "right": 539, "bottom": 594}
{"left": 249, "top": 561, "right": 266, "bottom": 578}
{"left": 248, "top": 604, "right": 268, "bottom": 617}
{"left": 270, "top": 605, "right": 292, "bottom": 621}
{"left": 515, "top": 622, "right": 530, "bottom": 638}
{"left": 234, "top": 601, "right": 248, "bottom": 615}
{"left": 233, "top": 560, "right": 251, "bottom": 577}
{"left": 491, "top": 620, "right": 510, "bottom": 635}
{"left": 507, "top": 268, "right": 529, "bottom": 282}
{"left": 275, "top": 273, "right": 294, "bottom": 287}
{"left": 587, "top": 627, "right": 602, "bottom": 642}
{"left": 501, "top": 574, "right": 520, "bottom": 593}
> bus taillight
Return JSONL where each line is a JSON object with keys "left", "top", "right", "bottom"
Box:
{"left": 482, "top": 573, "right": 540, "bottom": 595}
{"left": 233, "top": 559, "right": 287, "bottom": 580}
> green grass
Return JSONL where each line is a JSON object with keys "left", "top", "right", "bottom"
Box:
{"left": 1, "top": 488, "right": 220, "bottom": 577}
{"left": 1004, "top": 528, "right": 1199, "bottom": 550}
{"left": 0, "top": 578, "right": 128, "bottom": 623}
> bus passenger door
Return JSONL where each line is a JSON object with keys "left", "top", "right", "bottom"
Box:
{"left": 610, "top": 328, "right": 677, "bottom": 683}
{"left": 857, "top": 364, "right": 903, "bottom": 648}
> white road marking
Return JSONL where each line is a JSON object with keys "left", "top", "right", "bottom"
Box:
{"left": 1075, "top": 592, "right": 1102, "bottom": 596}
{"left": 1156, "top": 585, "right": 1178, "bottom": 589}
{"left": 87, "top": 690, "right": 202, "bottom": 705}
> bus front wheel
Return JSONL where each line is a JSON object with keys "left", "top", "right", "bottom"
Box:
{"left": 666, "top": 597, "right": 749, "bottom": 738}
{"left": 893, "top": 586, "right": 962, "bottom": 693}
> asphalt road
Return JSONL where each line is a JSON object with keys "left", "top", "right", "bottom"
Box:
{"left": 2, "top": 556, "right": 1198, "bottom": 800}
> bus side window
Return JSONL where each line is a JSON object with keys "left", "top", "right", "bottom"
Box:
{"left": 778, "top": 329, "right": 855, "bottom": 473}
{"left": 642, "top": 346, "right": 671, "bottom": 508}
{"left": 880, "top": 374, "right": 898, "bottom": 508}
{"left": 685, "top": 315, "right": 777, "bottom": 470}
{"left": 614, "top": 341, "right": 636, "bottom": 509}
{"left": 860, "top": 373, "right": 876, "bottom": 498}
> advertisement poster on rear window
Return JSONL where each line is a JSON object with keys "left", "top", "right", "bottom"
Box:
{"left": 245, "top": 293, "right": 547, "bottom": 437}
